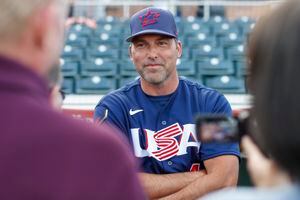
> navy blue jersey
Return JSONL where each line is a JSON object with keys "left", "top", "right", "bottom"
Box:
{"left": 94, "top": 77, "right": 240, "bottom": 173}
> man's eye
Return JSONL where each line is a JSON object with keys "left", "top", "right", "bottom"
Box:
{"left": 158, "top": 41, "right": 168, "bottom": 46}
{"left": 135, "top": 43, "right": 145, "bottom": 48}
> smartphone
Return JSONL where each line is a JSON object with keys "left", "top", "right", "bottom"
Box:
{"left": 195, "top": 111, "right": 249, "bottom": 143}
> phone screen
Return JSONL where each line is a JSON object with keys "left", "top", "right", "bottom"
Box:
{"left": 196, "top": 115, "right": 239, "bottom": 143}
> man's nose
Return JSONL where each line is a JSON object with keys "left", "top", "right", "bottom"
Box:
{"left": 147, "top": 46, "right": 158, "bottom": 59}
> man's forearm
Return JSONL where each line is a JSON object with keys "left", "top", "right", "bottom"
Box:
{"left": 159, "top": 169, "right": 237, "bottom": 200}
{"left": 139, "top": 171, "right": 206, "bottom": 199}
{"left": 159, "top": 155, "right": 239, "bottom": 200}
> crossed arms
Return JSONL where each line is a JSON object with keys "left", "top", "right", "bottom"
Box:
{"left": 139, "top": 155, "right": 239, "bottom": 200}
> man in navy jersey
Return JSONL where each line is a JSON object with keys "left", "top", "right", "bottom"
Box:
{"left": 94, "top": 7, "right": 239, "bottom": 199}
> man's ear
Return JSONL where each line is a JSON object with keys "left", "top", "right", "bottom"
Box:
{"left": 176, "top": 40, "right": 183, "bottom": 58}
{"left": 128, "top": 44, "right": 133, "bottom": 60}
{"left": 29, "top": 4, "right": 53, "bottom": 51}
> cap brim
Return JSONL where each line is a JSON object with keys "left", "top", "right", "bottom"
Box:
{"left": 126, "top": 29, "right": 177, "bottom": 42}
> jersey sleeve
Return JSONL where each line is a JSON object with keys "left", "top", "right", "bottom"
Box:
{"left": 203, "top": 91, "right": 232, "bottom": 116}
{"left": 200, "top": 91, "right": 240, "bottom": 161}
{"left": 94, "top": 95, "right": 128, "bottom": 137}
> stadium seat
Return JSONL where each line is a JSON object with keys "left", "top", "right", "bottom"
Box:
{"left": 120, "top": 48, "right": 130, "bottom": 60}
{"left": 183, "top": 21, "right": 211, "bottom": 37}
{"left": 61, "top": 45, "right": 84, "bottom": 60}
{"left": 175, "top": 17, "right": 184, "bottom": 35}
{"left": 212, "top": 21, "right": 239, "bottom": 36}
{"left": 62, "top": 77, "right": 75, "bottom": 94}
{"left": 185, "top": 33, "right": 217, "bottom": 48}
{"left": 120, "top": 60, "right": 139, "bottom": 76}
{"left": 226, "top": 44, "right": 245, "bottom": 61}
{"left": 120, "top": 37, "right": 131, "bottom": 48}
{"left": 68, "top": 24, "right": 93, "bottom": 37}
{"left": 75, "top": 76, "right": 116, "bottom": 94}
{"left": 241, "top": 22, "right": 256, "bottom": 37}
{"left": 219, "top": 32, "right": 245, "bottom": 49}
{"left": 236, "top": 59, "right": 248, "bottom": 77}
{"left": 204, "top": 75, "right": 245, "bottom": 93}
{"left": 94, "top": 23, "right": 123, "bottom": 35}
{"left": 60, "top": 58, "right": 79, "bottom": 77}
{"left": 86, "top": 45, "right": 119, "bottom": 60}
{"left": 191, "top": 44, "right": 224, "bottom": 60}
{"left": 182, "top": 16, "right": 203, "bottom": 24}
{"left": 96, "top": 16, "right": 121, "bottom": 25}
{"left": 65, "top": 33, "right": 89, "bottom": 48}
{"left": 197, "top": 57, "right": 234, "bottom": 76}
{"left": 122, "top": 27, "right": 131, "bottom": 39}
{"left": 180, "top": 48, "right": 191, "bottom": 59}
{"left": 89, "top": 32, "right": 121, "bottom": 48}
{"left": 80, "top": 58, "right": 118, "bottom": 76}
{"left": 234, "top": 16, "right": 256, "bottom": 36}
{"left": 93, "top": 20, "right": 122, "bottom": 35}
{"left": 205, "top": 15, "right": 227, "bottom": 29}
{"left": 176, "top": 59, "right": 196, "bottom": 77}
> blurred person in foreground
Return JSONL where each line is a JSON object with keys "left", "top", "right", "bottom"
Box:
{"left": 0, "top": 0, "right": 145, "bottom": 199}
{"left": 202, "top": 0, "right": 300, "bottom": 199}
{"left": 94, "top": 7, "right": 240, "bottom": 200}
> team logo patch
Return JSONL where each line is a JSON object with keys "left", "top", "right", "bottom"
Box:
{"left": 139, "top": 10, "right": 161, "bottom": 27}
{"left": 152, "top": 123, "right": 182, "bottom": 161}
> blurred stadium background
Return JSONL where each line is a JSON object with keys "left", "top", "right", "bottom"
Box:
{"left": 61, "top": 0, "right": 281, "bottom": 186}
{"left": 62, "top": 0, "right": 280, "bottom": 112}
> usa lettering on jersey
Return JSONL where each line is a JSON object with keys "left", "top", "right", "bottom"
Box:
{"left": 131, "top": 123, "right": 200, "bottom": 161}
{"left": 152, "top": 123, "right": 182, "bottom": 161}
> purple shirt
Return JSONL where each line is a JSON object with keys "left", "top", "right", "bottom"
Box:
{"left": 0, "top": 55, "right": 146, "bottom": 200}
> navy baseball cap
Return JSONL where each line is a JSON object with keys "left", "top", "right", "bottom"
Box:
{"left": 126, "top": 7, "right": 178, "bottom": 42}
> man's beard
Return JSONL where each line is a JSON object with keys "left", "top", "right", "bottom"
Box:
{"left": 138, "top": 65, "right": 169, "bottom": 85}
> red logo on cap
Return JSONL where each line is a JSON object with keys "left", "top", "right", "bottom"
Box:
{"left": 139, "top": 10, "right": 161, "bottom": 27}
